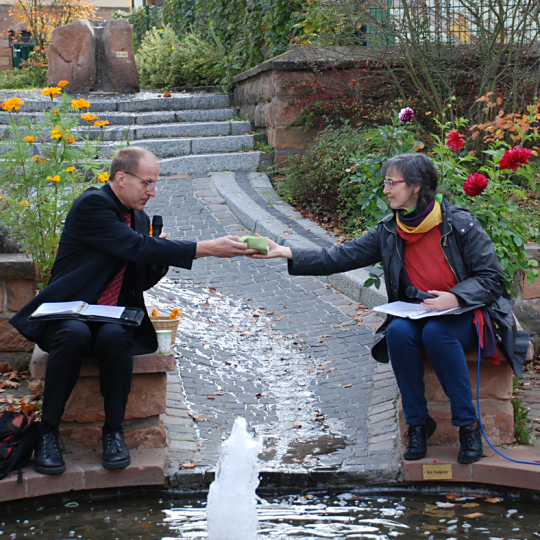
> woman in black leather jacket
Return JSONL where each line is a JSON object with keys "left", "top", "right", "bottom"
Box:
{"left": 251, "top": 153, "right": 529, "bottom": 464}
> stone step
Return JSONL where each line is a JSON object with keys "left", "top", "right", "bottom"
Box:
{"left": 79, "top": 120, "right": 252, "bottom": 141}
{"left": 2, "top": 94, "right": 232, "bottom": 113}
{"left": 0, "top": 108, "right": 236, "bottom": 126}
{"left": 62, "top": 135, "right": 255, "bottom": 159}
{"left": 158, "top": 151, "right": 262, "bottom": 174}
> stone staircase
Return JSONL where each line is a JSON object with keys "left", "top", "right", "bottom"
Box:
{"left": 0, "top": 93, "right": 262, "bottom": 174}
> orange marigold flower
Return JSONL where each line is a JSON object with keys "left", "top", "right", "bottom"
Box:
{"left": 151, "top": 309, "right": 158, "bottom": 317}
{"left": 58, "top": 80, "right": 69, "bottom": 87}
{"left": 97, "top": 172, "right": 110, "bottom": 183}
{"left": 23, "top": 135, "right": 35, "bottom": 143}
{"left": 93, "top": 120, "right": 110, "bottom": 128}
{"left": 41, "top": 87, "right": 62, "bottom": 98}
{"left": 47, "top": 175, "right": 61, "bottom": 183}
{"left": 1, "top": 97, "right": 24, "bottom": 112}
{"left": 67, "top": 135, "right": 75, "bottom": 145}
{"left": 20, "top": 200, "right": 29, "bottom": 207}
{"left": 170, "top": 308, "right": 183, "bottom": 319}
{"left": 71, "top": 98, "right": 91, "bottom": 110}
{"left": 81, "top": 113, "right": 98, "bottom": 123}
{"left": 50, "top": 126, "right": 62, "bottom": 140}
{"left": 65, "top": 166, "right": 76, "bottom": 172}
{"left": 31, "top": 154, "right": 41, "bottom": 163}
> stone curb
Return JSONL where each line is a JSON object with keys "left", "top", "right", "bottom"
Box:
{"left": 212, "top": 172, "right": 389, "bottom": 309}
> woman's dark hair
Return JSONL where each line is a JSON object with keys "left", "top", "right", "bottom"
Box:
{"left": 381, "top": 154, "right": 439, "bottom": 211}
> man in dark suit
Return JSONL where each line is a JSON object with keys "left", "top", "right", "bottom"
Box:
{"left": 10, "top": 146, "right": 255, "bottom": 475}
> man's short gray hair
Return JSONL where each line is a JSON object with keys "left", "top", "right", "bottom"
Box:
{"left": 109, "top": 146, "right": 157, "bottom": 182}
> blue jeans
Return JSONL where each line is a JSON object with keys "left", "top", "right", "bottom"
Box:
{"left": 386, "top": 312, "right": 478, "bottom": 427}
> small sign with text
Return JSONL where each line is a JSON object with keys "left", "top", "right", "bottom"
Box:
{"left": 423, "top": 464, "right": 453, "bottom": 480}
{"left": 116, "top": 51, "right": 128, "bottom": 58}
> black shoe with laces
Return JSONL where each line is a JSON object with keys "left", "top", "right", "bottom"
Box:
{"left": 101, "top": 429, "right": 131, "bottom": 469}
{"left": 403, "top": 416, "right": 437, "bottom": 460}
{"left": 34, "top": 428, "right": 66, "bottom": 475}
{"left": 458, "top": 424, "right": 483, "bottom": 464}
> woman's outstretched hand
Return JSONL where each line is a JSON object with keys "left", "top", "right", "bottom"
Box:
{"left": 247, "top": 235, "right": 293, "bottom": 259}
{"left": 421, "top": 291, "right": 460, "bottom": 311}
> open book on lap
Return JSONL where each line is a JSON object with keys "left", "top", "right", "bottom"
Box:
{"left": 29, "top": 301, "right": 144, "bottom": 325}
{"left": 372, "top": 301, "right": 482, "bottom": 320}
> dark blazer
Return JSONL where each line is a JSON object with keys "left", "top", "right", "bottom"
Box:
{"left": 10, "top": 183, "right": 197, "bottom": 355}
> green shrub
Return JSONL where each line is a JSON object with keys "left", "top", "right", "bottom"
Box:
{"left": 0, "top": 64, "right": 47, "bottom": 90}
{"left": 136, "top": 25, "right": 224, "bottom": 89}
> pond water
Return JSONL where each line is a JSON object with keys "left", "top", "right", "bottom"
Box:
{"left": 2, "top": 488, "right": 540, "bottom": 540}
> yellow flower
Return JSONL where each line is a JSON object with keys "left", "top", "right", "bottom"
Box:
{"left": 58, "top": 80, "right": 69, "bottom": 88}
{"left": 53, "top": 109, "right": 59, "bottom": 114}
{"left": 41, "top": 87, "right": 62, "bottom": 98}
{"left": 97, "top": 172, "right": 110, "bottom": 183}
{"left": 23, "top": 135, "right": 35, "bottom": 143}
{"left": 71, "top": 98, "right": 90, "bottom": 110}
{"left": 0, "top": 195, "right": 3, "bottom": 200}
{"left": 31, "top": 154, "right": 41, "bottom": 163}
{"left": 81, "top": 113, "right": 98, "bottom": 123}
{"left": 1, "top": 97, "right": 24, "bottom": 112}
{"left": 50, "top": 126, "right": 62, "bottom": 140}
{"left": 67, "top": 135, "right": 75, "bottom": 145}
{"left": 93, "top": 120, "right": 110, "bottom": 128}
{"left": 46, "top": 175, "right": 61, "bottom": 183}
{"left": 20, "top": 200, "right": 29, "bottom": 207}
{"left": 65, "top": 166, "right": 76, "bottom": 172}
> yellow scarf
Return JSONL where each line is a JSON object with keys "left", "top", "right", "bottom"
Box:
{"left": 396, "top": 200, "right": 443, "bottom": 234}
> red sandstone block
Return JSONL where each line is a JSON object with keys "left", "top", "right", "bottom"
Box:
{"left": 60, "top": 417, "right": 167, "bottom": 452}
{"left": 266, "top": 97, "right": 301, "bottom": 128}
{"left": 60, "top": 372, "right": 167, "bottom": 423}
{"left": 271, "top": 71, "right": 317, "bottom": 98}
{"left": 6, "top": 279, "right": 36, "bottom": 312}
{"left": 522, "top": 274, "right": 540, "bottom": 300}
{"left": 398, "top": 398, "right": 514, "bottom": 446}
{"left": 0, "top": 469, "right": 28, "bottom": 501}
{"left": 270, "top": 126, "right": 318, "bottom": 150}
{"left": 0, "top": 319, "right": 32, "bottom": 352}
{"left": 27, "top": 460, "right": 83, "bottom": 498}
{"left": 70, "top": 448, "right": 165, "bottom": 490}
{"left": 423, "top": 359, "right": 513, "bottom": 401}
{"left": 400, "top": 447, "right": 473, "bottom": 483}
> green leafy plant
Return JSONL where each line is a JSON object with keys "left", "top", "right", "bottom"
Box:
{"left": 0, "top": 60, "right": 47, "bottom": 90}
{"left": 0, "top": 87, "right": 110, "bottom": 287}
{"left": 512, "top": 377, "right": 532, "bottom": 445}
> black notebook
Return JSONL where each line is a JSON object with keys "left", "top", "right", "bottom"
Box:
{"left": 29, "top": 301, "right": 144, "bottom": 326}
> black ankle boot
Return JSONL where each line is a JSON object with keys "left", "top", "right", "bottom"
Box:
{"left": 34, "top": 427, "right": 66, "bottom": 475}
{"left": 101, "top": 429, "right": 131, "bottom": 469}
{"left": 403, "top": 416, "right": 437, "bottom": 460}
{"left": 458, "top": 424, "right": 483, "bottom": 464}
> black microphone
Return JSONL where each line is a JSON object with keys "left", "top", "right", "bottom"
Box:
{"left": 406, "top": 286, "right": 437, "bottom": 300}
{"left": 152, "top": 215, "right": 163, "bottom": 237}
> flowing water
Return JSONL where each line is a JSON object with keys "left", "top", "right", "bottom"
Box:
{"left": 1, "top": 488, "right": 539, "bottom": 539}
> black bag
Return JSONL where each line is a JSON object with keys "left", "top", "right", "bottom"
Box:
{"left": 0, "top": 411, "right": 38, "bottom": 484}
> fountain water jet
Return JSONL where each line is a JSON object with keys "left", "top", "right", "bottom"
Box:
{"left": 206, "top": 417, "right": 263, "bottom": 540}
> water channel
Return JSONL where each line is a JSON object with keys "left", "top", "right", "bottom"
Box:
{"left": 2, "top": 488, "right": 540, "bottom": 539}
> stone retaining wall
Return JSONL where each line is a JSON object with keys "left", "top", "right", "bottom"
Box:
{"left": 515, "top": 243, "right": 540, "bottom": 354}
{"left": 0, "top": 253, "right": 35, "bottom": 369}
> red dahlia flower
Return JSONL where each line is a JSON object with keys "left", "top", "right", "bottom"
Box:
{"left": 499, "top": 147, "right": 531, "bottom": 172}
{"left": 446, "top": 130, "right": 465, "bottom": 151}
{"left": 463, "top": 173, "right": 488, "bottom": 197}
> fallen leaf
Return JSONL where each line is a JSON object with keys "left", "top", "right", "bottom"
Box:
{"left": 253, "top": 313, "right": 260, "bottom": 317}
{"left": 293, "top": 424, "right": 302, "bottom": 428}
{"left": 445, "top": 493, "right": 460, "bottom": 500}
{"left": 276, "top": 315, "right": 285, "bottom": 321}
{"left": 267, "top": 311, "right": 275, "bottom": 315}
{"left": 163, "top": 92, "right": 172, "bottom": 97}
{"left": 0, "top": 363, "right": 12, "bottom": 374}
{"left": 463, "top": 503, "right": 480, "bottom": 507}
{"left": 255, "top": 393, "right": 262, "bottom": 398}
{"left": 214, "top": 391, "right": 224, "bottom": 395}
{"left": 485, "top": 498, "right": 501, "bottom": 504}
{"left": 209, "top": 287, "right": 217, "bottom": 293}
{"left": 207, "top": 396, "right": 215, "bottom": 400}
{"left": 317, "top": 340, "right": 324, "bottom": 343}
{"left": 20, "top": 401, "right": 38, "bottom": 416}
{"left": 464, "top": 512, "right": 484, "bottom": 518}
{"left": 342, "top": 384, "right": 352, "bottom": 388}
{"left": 341, "top": 328, "right": 350, "bottom": 332}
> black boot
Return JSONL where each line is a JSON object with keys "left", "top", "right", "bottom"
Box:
{"left": 403, "top": 416, "right": 437, "bottom": 460}
{"left": 458, "top": 423, "right": 483, "bottom": 464}
{"left": 34, "top": 426, "right": 66, "bottom": 475}
{"left": 101, "top": 428, "right": 131, "bottom": 469}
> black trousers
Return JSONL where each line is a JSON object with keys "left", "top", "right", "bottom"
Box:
{"left": 36, "top": 319, "right": 134, "bottom": 431}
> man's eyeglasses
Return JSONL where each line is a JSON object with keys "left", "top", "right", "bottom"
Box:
{"left": 123, "top": 171, "right": 157, "bottom": 191}
{"left": 383, "top": 179, "right": 407, "bottom": 189}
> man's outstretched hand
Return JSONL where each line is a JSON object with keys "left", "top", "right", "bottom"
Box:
{"left": 195, "top": 236, "right": 259, "bottom": 258}
{"left": 247, "top": 235, "right": 293, "bottom": 259}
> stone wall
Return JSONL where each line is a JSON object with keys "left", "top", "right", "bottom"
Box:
{"left": 515, "top": 242, "right": 540, "bottom": 354}
{"left": 232, "top": 46, "right": 383, "bottom": 170}
{"left": 0, "top": 253, "right": 35, "bottom": 369}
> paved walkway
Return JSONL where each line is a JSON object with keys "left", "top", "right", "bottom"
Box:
{"left": 143, "top": 172, "right": 401, "bottom": 487}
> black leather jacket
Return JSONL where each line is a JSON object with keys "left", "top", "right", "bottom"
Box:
{"left": 288, "top": 199, "right": 530, "bottom": 375}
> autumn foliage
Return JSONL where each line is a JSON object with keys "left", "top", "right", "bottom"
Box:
{"left": 9, "top": 0, "right": 98, "bottom": 61}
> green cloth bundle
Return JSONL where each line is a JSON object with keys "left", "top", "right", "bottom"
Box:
{"left": 238, "top": 235, "right": 269, "bottom": 254}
